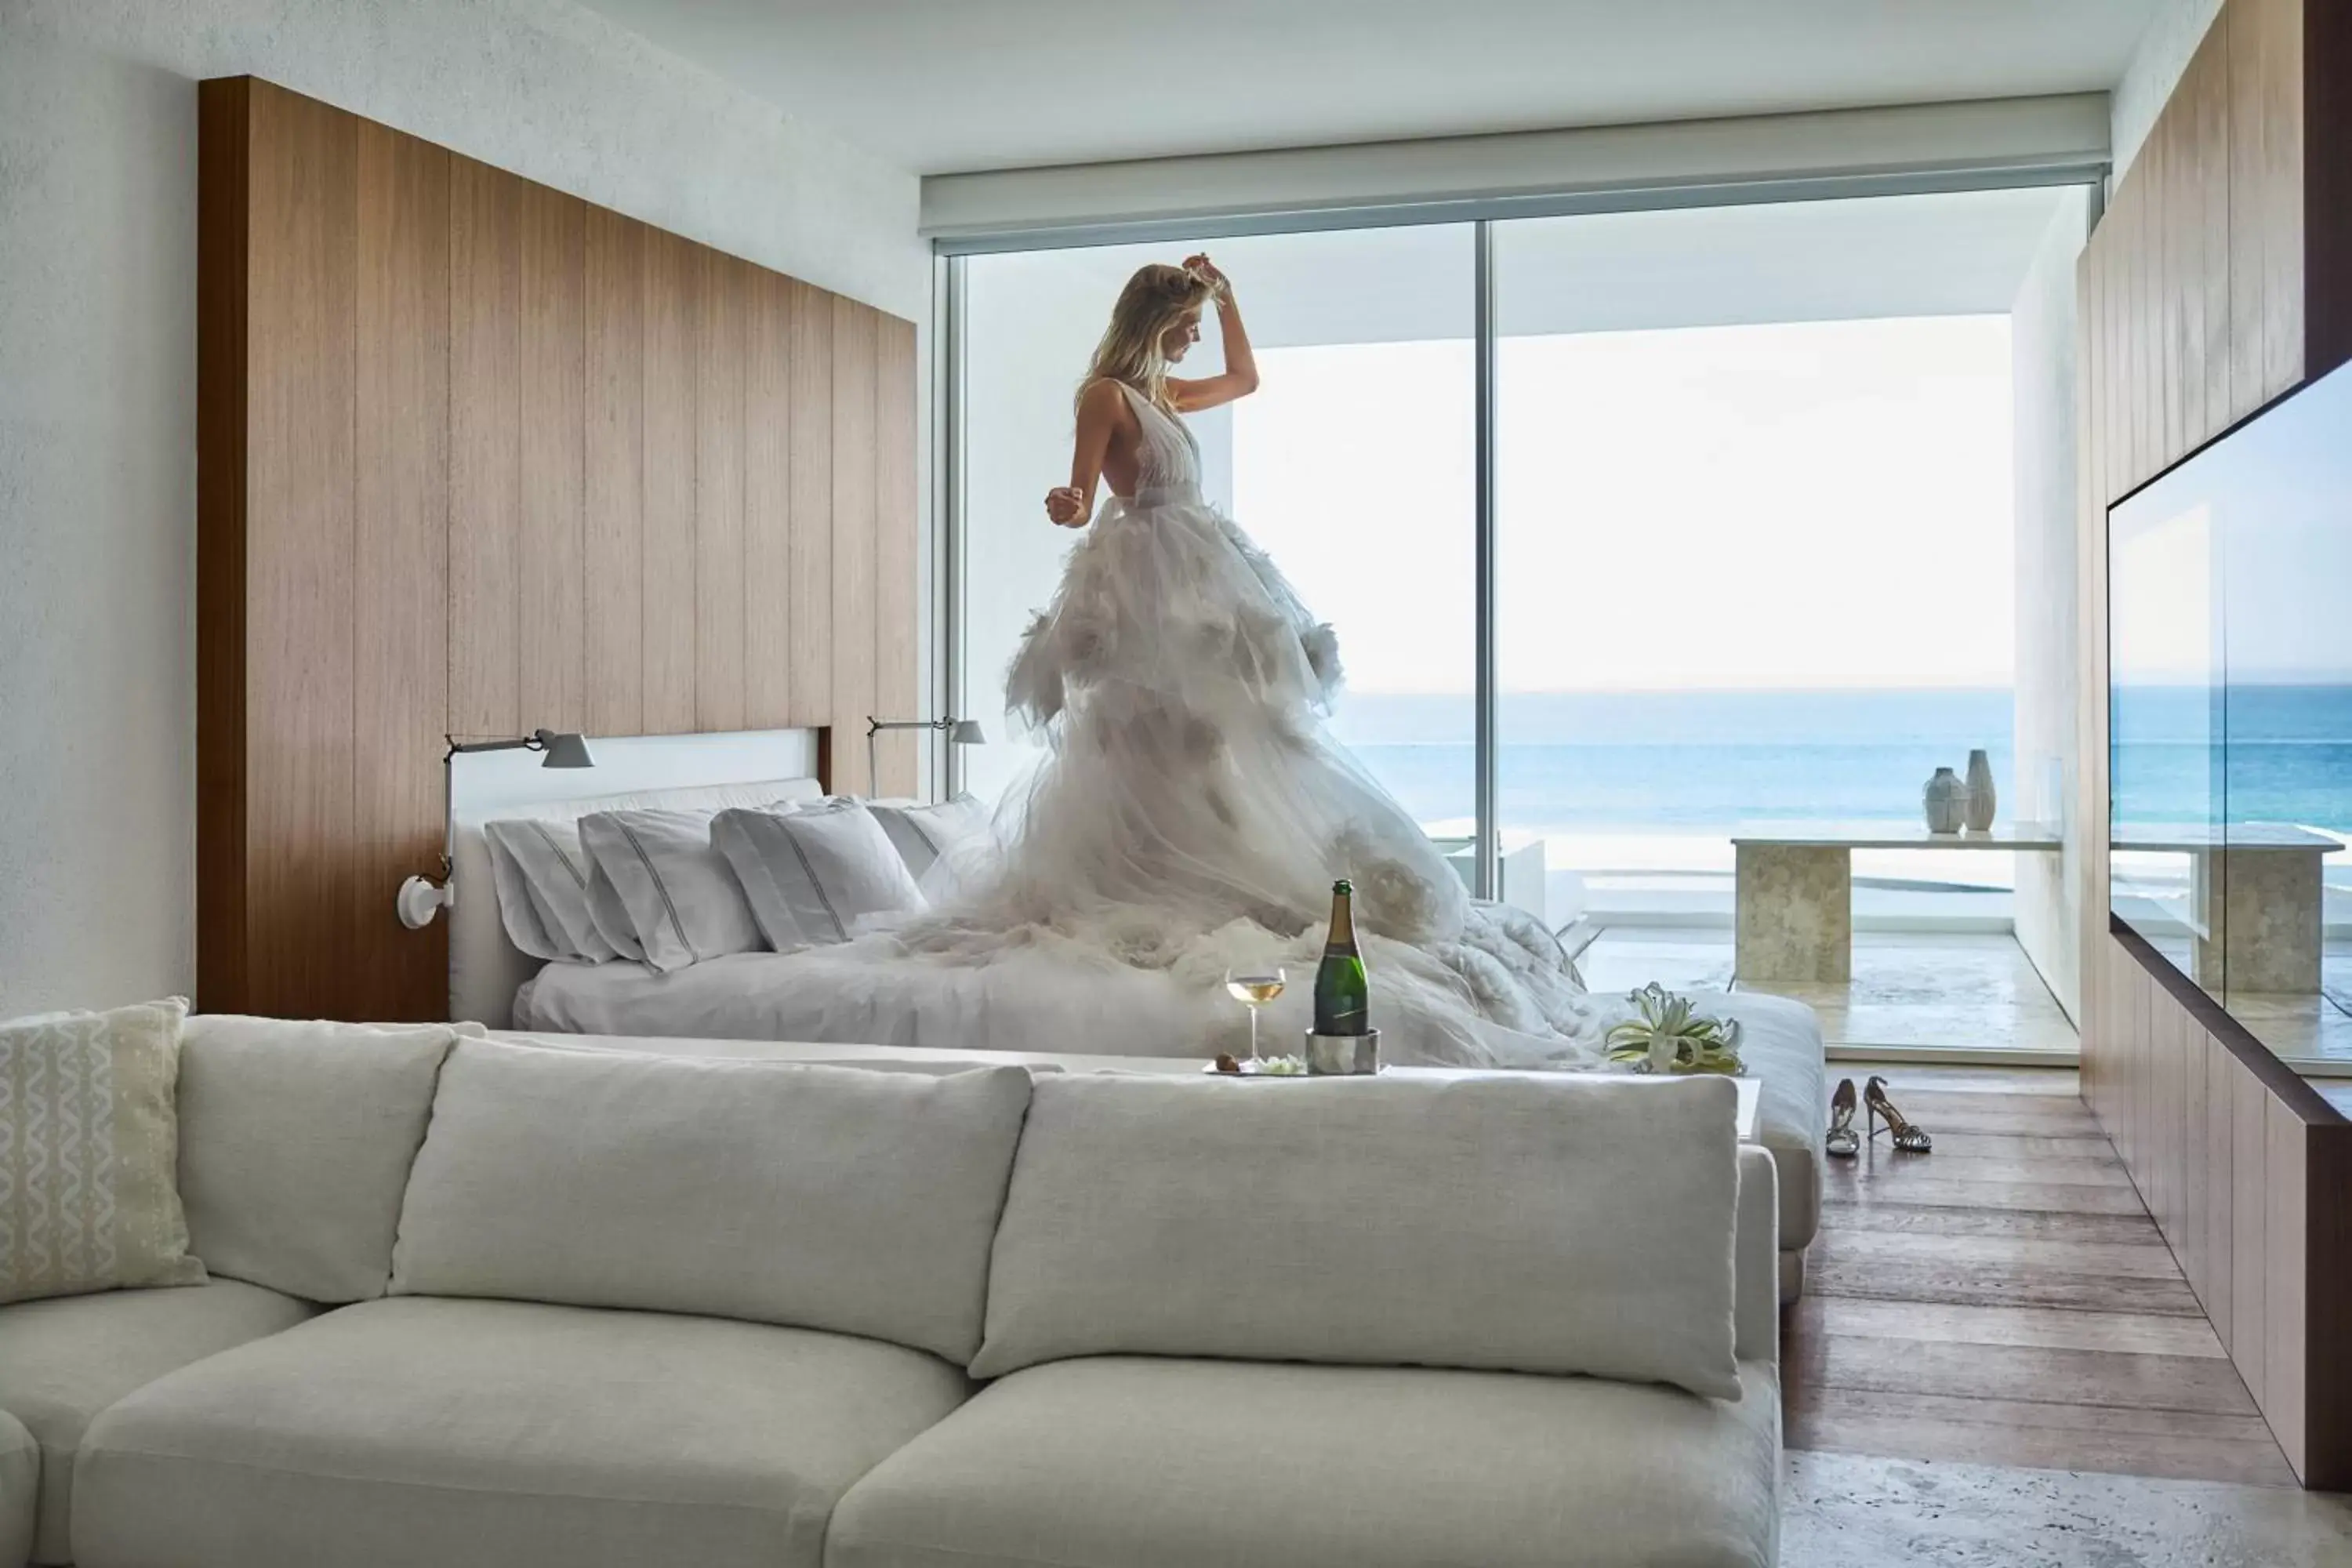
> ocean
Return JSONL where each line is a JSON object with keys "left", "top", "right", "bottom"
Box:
{"left": 1330, "top": 688, "right": 2027, "bottom": 836}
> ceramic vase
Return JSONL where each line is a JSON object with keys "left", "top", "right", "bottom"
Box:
{"left": 1964, "top": 749, "right": 1997, "bottom": 832}
{"left": 1923, "top": 767, "right": 1967, "bottom": 833}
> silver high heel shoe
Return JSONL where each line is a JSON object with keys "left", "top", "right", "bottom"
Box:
{"left": 1825, "top": 1078, "right": 1860, "bottom": 1160}
{"left": 1864, "top": 1076, "right": 1933, "bottom": 1152}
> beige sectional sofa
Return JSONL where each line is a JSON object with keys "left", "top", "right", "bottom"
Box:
{"left": 3, "top": 1018, "right": 1781, "bottom": 1568}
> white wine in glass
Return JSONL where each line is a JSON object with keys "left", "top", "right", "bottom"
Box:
{"left": 1224, "top": 967, "right": 1286, "bottom": 1063}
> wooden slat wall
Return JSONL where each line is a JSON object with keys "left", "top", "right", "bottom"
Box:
{"left": 198, "top": 77, "right": 921, "bottom": 1023}
{"left": 2074, "top": 0, "right": 2352, "bottom": 1488}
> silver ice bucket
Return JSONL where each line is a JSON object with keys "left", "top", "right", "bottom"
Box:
{"left": 1304, "top": 1028, "right": 1381, "bottom": 1076}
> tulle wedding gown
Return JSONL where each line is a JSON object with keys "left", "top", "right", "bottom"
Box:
{"left": 884, "top": 380, "right": 1606, "bottom": 1067}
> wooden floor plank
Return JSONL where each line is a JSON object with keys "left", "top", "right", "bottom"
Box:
{"left": 1830, "top": 1064, "right": 2082, "bottom": 1097}
{"left": 1787, "top": 1409, "right": 2298, "bottom": 1487}
{"left": 1919, "top": 1131, "right": 2129, "bottom": 1159}
{"left": 1791, "top": 1386, "right": 2275, "bottom": 1442}
{"left": 1825, "top": 1174, "right": 2152, "bottom": 1215}
{"left": 1785, "top": 1064, "right": 2291, "bottom": 1486}
{"left": 1817, "top": 1201, "right": 2164, "bottom": 1245}
{"left": 1809, "top": 1229, "right": 2187, "bottom": 1279}
{"left": 1833, "top": 1150, "right": 2138, "bottom": 1188}
{"left": 1793, "top": 1334, "right": 2260, "bottom": 1414}
{"left": 1795, "top": 1297, "right": 2228, "bottom": 1359}
{"left": 1880, "top": 1087, "right": 2104, "bottom": 1116}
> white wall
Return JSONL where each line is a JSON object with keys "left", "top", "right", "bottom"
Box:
{"left": 2111, "top": 0, "right": 2224, "bottom": 182}
{"left": 2011, "top": 187, "right": 2092, "bottom": 1023}
{"left": 0, "top": 0, "right": 927, "bottom": 1017}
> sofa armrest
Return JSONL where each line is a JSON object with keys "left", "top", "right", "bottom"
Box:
{"left": 1734, "top": 1145, "right": 1780, "bottom": 1366}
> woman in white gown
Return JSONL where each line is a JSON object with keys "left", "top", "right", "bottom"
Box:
{"left": 895, "top": 257, "right": 1603, "bottom": 1067}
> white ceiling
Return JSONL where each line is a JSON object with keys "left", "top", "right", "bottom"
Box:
{"left": 575, "top": 0, "right": 2159, "bottom": 175}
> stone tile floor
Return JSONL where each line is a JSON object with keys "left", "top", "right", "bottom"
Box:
{"left": 1784, "top": 1450, "right": 2352, "bottom": 1567}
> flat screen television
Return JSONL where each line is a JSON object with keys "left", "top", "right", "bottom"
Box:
{"left": 2109, "top": 358, "right": 2352, "bottom": 1069}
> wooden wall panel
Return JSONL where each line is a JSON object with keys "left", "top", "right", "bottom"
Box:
{"left": 2266, "top": 1101, "right": 2308, "bottom": 1476}
{"left": 200, "top": 75, "right": 921, "bottom": 1026}
{"left": 641, "top": 225, "right": 700, "bottom": 734}
{"left": 519, "top": 182, "right": 587, "bottom": 733}
{"left": 695, "top": 249, "right": 749, "bottom": 732}
{"left": 874, "top": 314, "right": 921, "bottom": 796}
{"left": 743, "top": 269, "right": 794, "bottom": 728}
{"left": 2202, "top": 1036, "right": 2236, "bottom": 1345}
{"left": 830, "top": 298, "right": 880, "bottom": 797}
{"left": 583, "top": 206, "right": 645, "bottom": 739}
{"left": 2074, "top": 0, "right": 2352, "bottom": 1483}
{"left": 448, "top": 155, "right": 522, "bottom": 740}
{"left": 353, "top": 119, "right": 450, "bottom": 1022}
{"left": 788, "top": 282, "right": 835, "bottom": 728}
{"left": 2256, "top": 0, "right": 2307, "bottom": 397}
{"left": 244, "top": 82, "right": 359, "bottom": 1018}
{"left": 195, "top": 77, "right": 252, "bottom": 1014}
{"left": 2194, "top": 36, "right": 2233, "bottom": 446}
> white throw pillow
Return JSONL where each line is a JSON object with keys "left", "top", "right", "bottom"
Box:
{"left": 577, "top": 809, "right": 764, "bottom": 973}
{"left": 713, "top": 799, "right": 926, "bottom": 948}
{"left": 869, "top": 793, "right": 990, "bottom": 882}
{"left": 971, "top": 1073, "right": 1744, "bottom": 1401}
{"left": 483, "top": 818, "right": 619, "bottom": 963}
{"left": 1, "top": 999, "right": 208, "bottom": 1305}
{"left": 390, "top": 1040, "right": 1034, "bottom": 1364}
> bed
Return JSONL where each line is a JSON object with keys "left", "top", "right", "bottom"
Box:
{"left": 459, "top": 778, "right": 1828, "bottom": 1298}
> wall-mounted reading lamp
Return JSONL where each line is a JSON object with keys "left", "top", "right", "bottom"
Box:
{"left": 395, "top": 729, "right": 595, "bottom": 929}
{"left": 864, "top": 717, "right": 985, "bottom": 798}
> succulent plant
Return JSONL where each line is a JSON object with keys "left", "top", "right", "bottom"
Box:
{"left": 1606, "top": 982, "right": 1744, "bottom": 1075}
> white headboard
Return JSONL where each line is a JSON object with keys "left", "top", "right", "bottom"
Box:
{"left": 447, "top": 729, "right": 827, "bottom": 1027}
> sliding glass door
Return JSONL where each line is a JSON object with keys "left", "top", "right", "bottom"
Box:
{"left": 954, "top": 225, "right": 1476, "bottom": 837}
{"left": 948, "top": 185, "right": 2087, "bottom": 987}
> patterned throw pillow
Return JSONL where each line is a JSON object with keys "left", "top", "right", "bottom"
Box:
{"left": 1, "top": 998, "right": 208, "bottom": 1305}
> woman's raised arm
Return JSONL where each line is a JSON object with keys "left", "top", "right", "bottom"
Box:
{"left": 1168, "top": 255, "right": 1259, "bottom": 412}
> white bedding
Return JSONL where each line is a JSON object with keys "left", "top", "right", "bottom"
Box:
{"left": 514, "top": 948, "right": 1214, "bottom": 1058}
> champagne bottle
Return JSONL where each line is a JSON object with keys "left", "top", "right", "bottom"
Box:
{"left": 1312, "top": 879, "right": 1370, "bottom": 1036}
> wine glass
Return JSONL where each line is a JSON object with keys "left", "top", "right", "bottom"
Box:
{"left": 1224, "top": 967, "right": 1286, "bottom": 1065}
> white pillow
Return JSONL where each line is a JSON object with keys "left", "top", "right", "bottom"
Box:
{"left": 577, "top": 808, "right": 765, "bottom": 973}
{"left": 583, "top": 857, "right": 645, "bottom": 962}
{"left": 869, "top": 793, "right": 990, "bottom": 882}
{"left": 483, "top": 818, "right": 619, "bottom": 963}
{"left": 713, "top": 799, "right": 925, "bottom": 948}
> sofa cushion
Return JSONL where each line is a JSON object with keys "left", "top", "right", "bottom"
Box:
{"left": 390, "top": 1041, "right": 1032, "bottom": 1363}
{"left": 177, "top": 1014, "right": 459, "bottom": 1303}
{"left": 0, "top": 1410, "right": 34, "bottom": 1568}
{"left": 971, "top": 1073, "right": 1744, "bottom": 1399}
{"left": 0, "top": 1278, "right": 311, "bottom": 1565}
{"left": 829, "top": 1354, "right": 1780, "bottom": 1568}
{"left": 74, "top": 1297, "right": 973, "bottom": 1568}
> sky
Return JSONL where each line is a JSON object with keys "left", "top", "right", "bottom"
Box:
{"left": 1230, "top": 315, "right": 2019, "bottom": 695}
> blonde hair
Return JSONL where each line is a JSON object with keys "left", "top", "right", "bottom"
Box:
{"left": 1076, "top": 262, "right": 1220, "bottom": 416}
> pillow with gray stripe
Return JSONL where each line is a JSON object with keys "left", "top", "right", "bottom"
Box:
{"left": 576, "top": 808, "right": 766, "bottom": 973}
{"left": 713, "top": 799, "right": 924, "bottom": 950}
{"left": 483, "top": 818, "right": 621, "bottom": 964}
